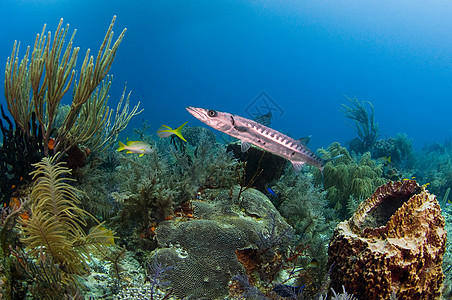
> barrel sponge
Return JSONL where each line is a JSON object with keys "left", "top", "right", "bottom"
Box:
{"left": 154, "top": 186, "right": 291, "bottom": 299}
{"left": 328, "top": 180, "right": 446, "bottom": 300}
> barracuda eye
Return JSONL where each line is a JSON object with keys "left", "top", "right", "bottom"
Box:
{"left": 207, "top": 110, "right": 217, "bottom": 117}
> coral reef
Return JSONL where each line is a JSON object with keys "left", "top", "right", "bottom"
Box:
{"left": 15, "top": 156, "right": 116, "bottom": 298}
{"left": 152, "top": 186, "right": 292, "bottom": 299}
{"left": 272, "top": 168, "right": 336, "bottom": 285}
{"left": 111, "top": 131, "right": 241, "bottom": 253}
{"left": 328, "top": 180, "right": 446, "bottom": 300}
{"left": 415, "top": 141, "right": 452, "bottom": 205}
{"left": 372, "top": 133, "right": 415, "bottom": 169}
{"left": 315, "top": 142, "right": 387, "bottom": 220}
{"left": 183, "top": 126, "right": 217, "bottom": 147}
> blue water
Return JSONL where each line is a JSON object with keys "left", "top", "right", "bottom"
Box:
{"left": 1, "top": 0, "right": 452, "bottom": 150}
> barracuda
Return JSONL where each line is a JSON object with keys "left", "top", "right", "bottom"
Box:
{"left": 186, "top": 107, "right": 327, "bottom": 172}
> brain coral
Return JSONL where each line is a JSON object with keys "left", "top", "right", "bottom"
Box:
{"left": 154, "top": 186, "right": 291, "bottom": 299}
{"left": 328, "top": 180, "right": 446, "bottom": 300}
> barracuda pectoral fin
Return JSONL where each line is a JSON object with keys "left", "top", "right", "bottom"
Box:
{"left": 234, "top": 126, "right": 248, "bottom": 132}
{"left": 241, "top": 140, "right": 251, "bottom": 152}
{"left": 291, "top": 161, "right": 305, "bottom": 172}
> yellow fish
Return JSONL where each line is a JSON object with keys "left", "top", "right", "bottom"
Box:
{"left": 157, "top": 122, "right": 188, "bottom": 142}
{"left": 376, "top": 156, "right": 391, "bottom": 164}
{"left": 117, "top": 140, "right": 153, "bottom": 157}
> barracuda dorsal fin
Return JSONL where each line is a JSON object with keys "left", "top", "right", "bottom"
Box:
{"left": 241, "top": 140, "right": 251, "bottom": 152}
{"left": 291, "top": 161, "right": 305, "bottom": 172}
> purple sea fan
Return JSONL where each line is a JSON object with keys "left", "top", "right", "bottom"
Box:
{"left": 147, "top": 255, "right": 174, "bottom": 300}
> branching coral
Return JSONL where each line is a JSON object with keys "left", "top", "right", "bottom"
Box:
{"left": 4, "top": 16, "right": 140, "bottom": 159}
{"left": 340, "top": 97, "right": 379, "bottom": 153}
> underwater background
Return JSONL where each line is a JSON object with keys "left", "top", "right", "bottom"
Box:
{"left": 0, "top": 1, "right": 452, "bottom": 299}
{"left": 2, "top": 0, "right": 452, "bottom": 150}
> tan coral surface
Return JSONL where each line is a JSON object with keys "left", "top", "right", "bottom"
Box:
{"left": 328, "top": 180, "right": 446, "bottom": 300}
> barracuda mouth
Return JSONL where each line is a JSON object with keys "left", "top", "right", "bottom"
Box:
{"left": 186, "top": 107, "right": 208, "bottom": 122}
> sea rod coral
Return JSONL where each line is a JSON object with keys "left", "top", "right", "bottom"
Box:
{"left": 4, "top": 16, "right": 140, "bottom": 159}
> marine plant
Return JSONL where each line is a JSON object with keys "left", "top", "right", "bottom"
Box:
{"left": 314, "top": 142, "right": 387, "bottom": 220}
{"left": 340, "top": 97, "right": 379, "bottom": 153}
{"left": 15, "top": 155, "right": 115, "bottom": 298}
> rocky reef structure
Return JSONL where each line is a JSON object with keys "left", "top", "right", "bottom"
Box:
{"left": 153, "top": 186, "right": 292, "bottom": 299}
{"left": 227, "top": 143, "right": 286, "bottom": 193}
{"left": 328, "top": 180, "right": 446, "bottom": 299}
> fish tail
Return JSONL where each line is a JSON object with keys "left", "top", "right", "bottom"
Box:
{"left": 117, "top": 141, "right": 126, "bottom": 152}
{"left": 174, "top": 121, "right": 188, "bottom": 142}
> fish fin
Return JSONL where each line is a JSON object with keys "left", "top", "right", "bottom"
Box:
{"left": 291, "top": 161, "right": 305, "bottom": 172}
{"left": 298, "top": 135, "right": 312, "bottom": 145}
{"left": 387, "top": 156, "right": 391, "bottom": 163}
{"left": 235, "top": 126, "right": 248, "bottom": 132}
{"left": 173, "top": 121, "right": 188, "bottom": 142}
{"left": 139, "top": 153, "right": 144, "bottom": 157}
{"left": 117, "top": 141, "right": 125, "bottom": 152}
{"left": 241, "top": 140, "right": 251, "bottom": 152}
{"left": 158, "top": 125, "right": 173, "bottom": 131}
{"left": 126, "top": 151, "right": 133, "bottom": 154}
{"left": 126, "top": 140, "right": 138, "bottom": 146}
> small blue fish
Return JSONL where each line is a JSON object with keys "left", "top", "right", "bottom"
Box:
{"left": 267, "top": 187, "right": 277, "bottom": 197}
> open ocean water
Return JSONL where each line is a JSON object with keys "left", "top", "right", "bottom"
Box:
{"left": 1, "top": 0, "right": 452, "bottom": 151}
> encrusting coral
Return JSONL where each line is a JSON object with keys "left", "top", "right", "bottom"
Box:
{"left": 328, "top": 180, "right": 446, "bottom": 300}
